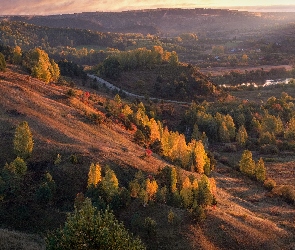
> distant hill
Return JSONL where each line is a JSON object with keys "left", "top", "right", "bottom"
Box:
{"left": 3, "top": 8, "right": 295, "bottom": 37}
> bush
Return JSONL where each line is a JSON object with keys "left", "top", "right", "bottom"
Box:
{"left": 66, "top": 88, "right": 76, "bottom": 97}
{"left": 264, "top": 178, "right": 276, "bottom": 190}
{"left": 273, "top": 185, "right": 295, "bottom": 205}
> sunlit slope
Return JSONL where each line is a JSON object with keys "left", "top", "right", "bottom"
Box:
{"left": 0, "top": 66, "right": 295, "bottom": 249}
{"left": 0, "top": 66, "right": 167, "bottom": 172}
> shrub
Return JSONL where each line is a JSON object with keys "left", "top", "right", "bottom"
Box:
{"left": 264, "top": 178, "right": 276, "bottom": 190}
{"left": 272, "top": 185, "right": 295, "bottom": 205}
{"left": 66, "top": 88, "right": 76, "bottom": 97}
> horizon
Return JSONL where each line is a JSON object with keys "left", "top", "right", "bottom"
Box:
{"left": 1, "top": 1, "right": 295, "bottom": 15}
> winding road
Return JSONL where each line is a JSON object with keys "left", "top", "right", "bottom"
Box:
{"left": 87, "top": 74, "right": 191, "bottom": 105}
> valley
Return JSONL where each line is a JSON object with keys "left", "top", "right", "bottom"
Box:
{"left": 0, "top": 7, "right": 295, "bottom": 250}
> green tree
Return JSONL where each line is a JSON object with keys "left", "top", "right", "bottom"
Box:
{"left": 13, "top": 121, "right": 33, "bottom": 159}
{"left": 255, "top": 158, "right": 266, "bottom": 182}
{"left": 101, "top": 167, "right": 119, "bottom": 199}
{"left": 46, "top": 198, "right": 145, "bottom": 250}
{"left": 7, "top": 157, "right": 27, "bottom": 177}
{"left": 36, "top": 172, "right": 56, "bottom": 205}
{"left": 0, "top": 52, "right": 6, "bottom": 71}
{"left": 239, "top": 150, "right": 255, "bottom": 177}
{"left": 197, "top": 175, "right": 213, "bottom": 207}
{"left": 180, "top": 176, "right": 193, "bottom": 208}
{"left": 12, "top": 46, "right": 22, "bottom": 65}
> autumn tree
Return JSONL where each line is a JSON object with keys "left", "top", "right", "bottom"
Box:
{"left": 46, "top": 198, "right": 145, "bottom": 250}
{"left": 87, "top": 163, "right": 102, "bottom": 188}
{"left": 189, "top": 140, "right": 209, "bottom": 174}
{"left": 239, "top": 150, "right": 255, "bottom": 177}
{"left": 22, "top": 48, "right": 60, "bottom": 83}
{"left": 13, "top": 121, "right": 33, "bottom": 159}
{"left": 145, "top": 178, "right": 158, "bottom": 202}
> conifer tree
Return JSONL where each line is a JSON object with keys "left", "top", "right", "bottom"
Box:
{"left": 13, "top": 121, "right": 33, "bottom": 159}
{"left": 255, "top": 158, "right": 266, "bottom": 182}
{"left": 239, "top": 150, "right": 255, "bottom": 177}
{"left": 87, "top": 163, "right": 101, "bottom": 188}
{"left": 197, "top": 175, "right": 213, "bottom": 206}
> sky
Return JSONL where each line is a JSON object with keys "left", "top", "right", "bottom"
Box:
{"left": 1, "top": 0, "right": 295, "bottom": 15}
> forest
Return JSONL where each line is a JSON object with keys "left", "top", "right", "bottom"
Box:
{"left": 0, "top": 8, "right": 295, "bottom": 250}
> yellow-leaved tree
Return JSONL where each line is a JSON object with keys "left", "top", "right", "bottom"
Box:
{"left": 87, "top": 163, "right": 102, "bottom": 188}
{"left": 145, "top": 178, "right": 158, "bottom": 201}
{"left": 22, "top": 48, "right": 60, "bottom": 83}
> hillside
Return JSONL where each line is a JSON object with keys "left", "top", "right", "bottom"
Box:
{"left": 0, "top": 66, "right": 295, "bottom": 249}
{"left": 3, "top": 9, "right": 295, "bottom": 37}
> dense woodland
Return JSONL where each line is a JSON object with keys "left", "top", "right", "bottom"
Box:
{"left": 0, "top": 9, "right": 295, "bottom": 250}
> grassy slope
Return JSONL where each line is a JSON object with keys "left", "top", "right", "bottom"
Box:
{"left": 0, "top": 66, "right": 295, "bottom": 249}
